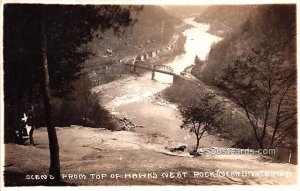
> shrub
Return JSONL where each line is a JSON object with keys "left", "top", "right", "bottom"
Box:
{"left": 50, "top": 75, "right": 117, "bottom": 130}
{"left": 163, "top": 78, "right": 259, "bottom": 148}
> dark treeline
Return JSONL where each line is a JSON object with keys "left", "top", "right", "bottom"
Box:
{"left": 4, "top": 4, "right": 140, "bottom": 181}
{"left": 4, "top": 4, "right": 138, "bottom": 143}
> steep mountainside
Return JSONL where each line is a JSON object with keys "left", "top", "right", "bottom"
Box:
{"left": 82, "top": 5, "right": 183, "bottom": 84}
{"left": 194, "top": 5, "right": 255, "bottom": 36}
{"left": 86, "top": 6, "right": 181, "bottom": 61}
{"left": 190, "top": 5, "right": 296, "bottom": 155}
{"left": 193, "top": 5, "right": 296, "bottom": 84}
{"left": 162, "top": 5, "right": 208, "bottom": 17}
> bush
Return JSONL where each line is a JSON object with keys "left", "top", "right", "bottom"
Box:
{"left": 163, "top": 78, "right": 258, "bottom": 148}
{"left": 163, "top": 78, "right": 203, "bottom": 107}
{"left": 51, "top": 75, "right": 117, "bottom": 130}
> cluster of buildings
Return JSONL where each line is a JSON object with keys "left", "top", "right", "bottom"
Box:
{"left": 84, "top": 34, "right": 180, "bottom": 85}
{"left": 134, "top": 40, "right": 178, "bottom": 62}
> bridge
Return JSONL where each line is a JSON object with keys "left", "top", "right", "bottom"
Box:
{"left": 124, "top": 61, "right": 180, "bottom": 83}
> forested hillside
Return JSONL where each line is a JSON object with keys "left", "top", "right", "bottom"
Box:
{"left": 191, "top": 4, "right": 296, "bottom": 155}
{"left": 83, "top": 5, "right": 183, "bottom": 84}
{"left": 162, "top": 5, "right": 207, "bottom": 17}
{"left": 195, "top": 5, "right": 255, "bottom": 36}
{"left": 131, "top": 6, "right": 181, "bottom": 45}
{"left": 86, "top": 6, "right": 181, "bottom": 60}
{"left": 193, "top": 5, "right": 296, "bottom": 84}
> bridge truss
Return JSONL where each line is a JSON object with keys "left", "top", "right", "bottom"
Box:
{"left": 154, "top": 65, "right": 174, "bottom": 74}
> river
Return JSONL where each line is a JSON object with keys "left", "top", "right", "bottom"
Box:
{"left": 155, "top": 17, "right": 221, "bottom": 83}
{"left": 94, "top": 17, "right": 232, "bottom": 148}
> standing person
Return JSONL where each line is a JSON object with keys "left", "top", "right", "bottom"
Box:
{"left": 17, "top": 114, "right": 27, "bottom": 143}
{"left": 26, "top": 104, "right": 36, "bottom": 145}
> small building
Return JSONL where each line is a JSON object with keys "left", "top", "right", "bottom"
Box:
{"left": 151, "top": 51, "right": 156, "bottom": 57}
{"left": 143, "top": 53, "right": 149, "bottom": 59}
{"left": 136, "top": 55, "right": 145, "bottom": 61}
{"left": 106, "top": 49, "right": 113, "bottom": 54}
{"left": 146, "top": 51, "right": 154, "bottom": 58}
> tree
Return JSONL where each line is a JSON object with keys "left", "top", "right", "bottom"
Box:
{"left": 194, "top": 55, "right": 202, "bottom": 65}
{"left": 40, "top": 7, "right": 61, "bottom": 180}
{"left": 4, "top": 4, "right": 141, "bottom": 182}
{"left": 179, "top": 93, "right": 223, "bottom": 150}
{"left": 217, "top": 38, "right": 296, "bottom": 150}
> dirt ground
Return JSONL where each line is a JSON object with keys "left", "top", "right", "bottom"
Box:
{"left": 4, "top": 126, "right": 297, "bottom": 186}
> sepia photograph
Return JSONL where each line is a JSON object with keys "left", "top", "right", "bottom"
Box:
{"left": 0, "top": 0, "right": 298, "bottom": 188}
